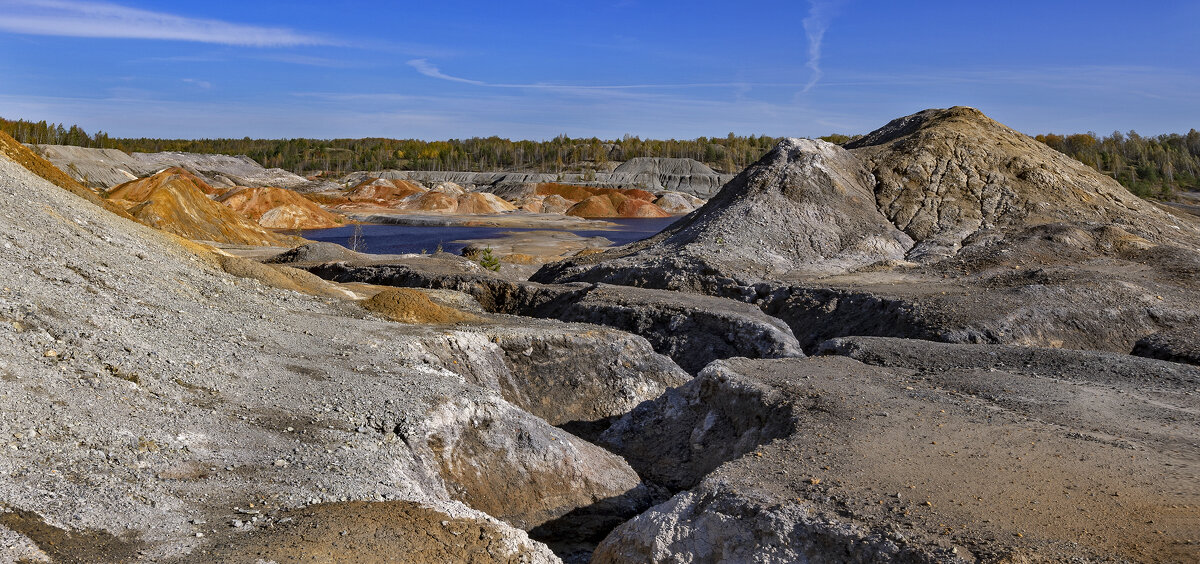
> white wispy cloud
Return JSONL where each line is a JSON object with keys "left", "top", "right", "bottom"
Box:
{"left": 181, "top": 78, "right": 211, "bottom": 89}
{"left": 407, "top": 59, "right": 486, "bottom": 85}
{"left": 405, "top": 58, "right": 804, "bottom": 95}
{"left": 801, "top": 0, "right": 844, "bottom": 93}
{"left": 0, "top": 0, "right": 330, "bottom": 46}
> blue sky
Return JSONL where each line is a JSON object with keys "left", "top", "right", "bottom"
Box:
{"left": 0, "top": 0, "right": 1197, "bottom": 140}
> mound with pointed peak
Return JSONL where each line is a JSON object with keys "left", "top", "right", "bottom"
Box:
{"left": 846, "top": 106, "right": 1200, "bottom": 259}
{"left": 346, "top": 178, "right": 426, "bottom": 202}
{"left": 106, "top": 168, "right": 285, "bottom": 245}
{"left": 565, "top": 195, "right": 620, "bottom": 218}
{"left": 534, "top": 108, "right": 1200, "bottom": 353}
{"left": 217, "top": 185, "right": 345, "bottom": 230}
{"left": 537, "top": 107, "right": 1200, "bottom": 288}
{"left": 539, "top": 183, "right": 673, "bottom": 218}
{"left": 536, "top": 138, "right": 914, "bottom": 288}
{"left": 456, "top": 192, "right": 518, "bottom": 214}
{"left": 616, "top": 199, "right": 670, "bottom": 218}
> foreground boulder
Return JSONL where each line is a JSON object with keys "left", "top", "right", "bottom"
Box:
{"left": 594, "top": 347, "right": 1200, "bottom": 562}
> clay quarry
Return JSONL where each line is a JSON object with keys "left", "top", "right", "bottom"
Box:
{"left": 1, "top": 107, "right": 1198, "bottom": 563}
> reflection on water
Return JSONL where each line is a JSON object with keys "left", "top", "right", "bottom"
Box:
{"left": 301, "top": 217, "right": 680, "bottom": 255}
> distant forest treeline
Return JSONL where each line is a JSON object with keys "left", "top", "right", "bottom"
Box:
{"left": 0, "top": 117, "right": 782, "bottom": 175}
{"left": 3, "top": 117, "right": 1197, "bottom": 198}
{"left": 1032, "top": 131, "right": 1200, "bottom": 198}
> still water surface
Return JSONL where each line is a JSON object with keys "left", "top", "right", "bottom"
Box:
{"left": 301, "top": 217, "right": 680, "bottom": 255}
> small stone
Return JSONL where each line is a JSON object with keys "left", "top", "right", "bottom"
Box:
{"left": 43, "top": 349, "right": 58, "bottom": 358}
{"left": 231, "top": 520, "right": 243, "bottom": 527}
{"left": 273, "top": 459, "right": 289, "bottom": 467}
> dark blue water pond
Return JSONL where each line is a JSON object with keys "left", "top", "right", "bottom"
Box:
{"left": 301, "top": 217, "right": 680, "bottom": 255}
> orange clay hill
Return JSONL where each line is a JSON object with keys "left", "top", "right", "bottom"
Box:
{"left": 538, "top": 182, "right": 670, "bottom": 218}
{"left": 345, "top": 178, "right": 426, "bottom": 203}
{"left": 217, "top": 186, "right": 345, "bottom": 230}
{"left": 360, "top": 288, "right": 482, "bottom": 324}
{"left": 0, "top": 131, "right": 136, "bottom": 221}
{"left": 335, "top": 179, "right": 518, "bottom": 215}
{"left": 455, "top": 192, "right": 518, "bottom": 214}
{"left": 106, "top": 168, "right": 286, "bottom": 246}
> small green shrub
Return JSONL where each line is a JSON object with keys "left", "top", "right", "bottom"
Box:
{"left": 477, "top": 247, "right": 501, "bottom": 271}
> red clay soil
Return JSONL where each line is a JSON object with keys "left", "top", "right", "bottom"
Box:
{"left": 408, "top": 191, "right": 459, "bottom": 212}
{"left": 217, "top": 186, "right": 345, "bottom": 230}
{"left": 536, "top": 182, "right": 596, "bottom": 201}
{"left": 617, "top": 198, "right": 670, "bottom": 218}
{"left": 620, "top": 188, "right": 656, "bottom": 201}
{"left": 456, "top": 192, "right": 518, "bottom": 214}
{"left": 107, "top": 168, "right": 285, "bottom": 245}
{"left": 346, "top": 178, "right": 426, "bottom": 202}
{"left": 361, "top": 288, "right": 481, "bottom": 324}
{"left": 565, "top": 195, "right": 619, "bottom": 218}
{"left": 303, "top": 192, "right": 353, "bottom": 206}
